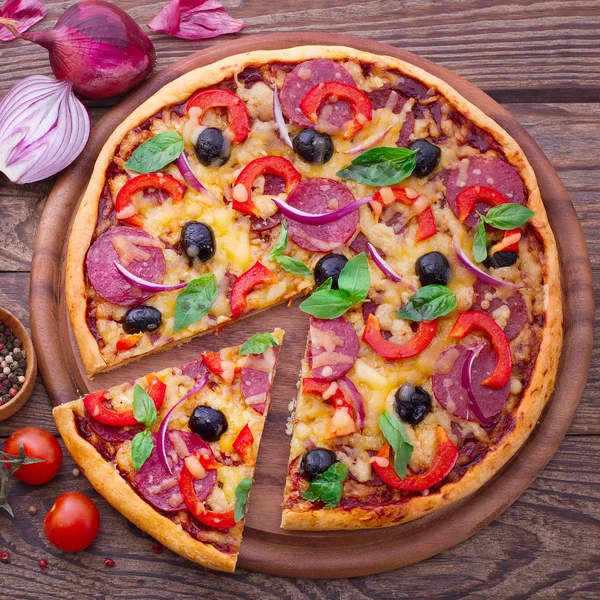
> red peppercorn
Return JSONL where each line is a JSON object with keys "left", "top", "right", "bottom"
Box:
{"left": 0, "top": 551, "right": 9, "bottom": 563}
{"left": 104, "top": 558, "right": 115, "bottom": 568}
{"left": 152, "top": 542, "right": 162, "bottom": 554}
{"left": 8, "top": 388, "right": 17, "bottom": 397}
{"left": 39, "top": 559, "right": 48, "bottom": 569}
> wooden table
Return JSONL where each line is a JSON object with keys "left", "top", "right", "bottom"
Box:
{"left": 1, "top": 1, "right": 598, "bottom": 597}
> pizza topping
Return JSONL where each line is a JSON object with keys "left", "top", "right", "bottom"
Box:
{"left": 336, "top": 377, "right": 366, "bottom": 430}
{"left": 174, "top": 151, "right": 209, "bottom": 194}
{"left": 122, "top": 306, "right": 162, "bottom": 334}
{"left": 250, "top": 212, "right": 282, "bottom": 231}
{"left": 240, "top": 345, "right": 278, "bottom": 415}
{"left": 186, "top": 89, "right": 250, "bottom": 144}
{"left": 114, "top": 261, "right": 186, "bottom": 293}
{"left": 371, "top": 426, "right": 458, "bottom": 491}
{"left": 201, "top": 351, "right": 235, "bottom": 383}
{"left": 308, "top": 317, "right": 359, "bottom": 380}
{"left": 232, "top": 155, "right": 301, "bottom": 218}
{"left": 336, "top": 147, "right": 417, "bottom": 187}
{"left": 180, "top": 222, "right": 216, "bottom": 261}
{"left": 233, "top": 424, "right": 255, "bottom": 465}
{"left": 300, "top": 462, "right": 348, "bottom": 508}
{"left": 394, "top": 383, "right": 432, "bottom": 425}
{"left": 188, "top": 406, "right": 228, "bottom": 442}
{"left": 272, "top": 87, "right": 293, "bottom": 148}
{"left": 280, "top": 59, "right": 356, "bottom": 128}
{"left": 299, "top": 81, "right": 373, "bottom": 139}
{"left": 432, "top": 344, "right": 511, "bottom": 422}
{"left": 229, "top": 262, "right": 277, "bottom": 318}
{"left": 115, "top": 173, "right": 186, "bottom": 227}
{"left": 415, "top": 252, "right": 451, "bottom": 287}
{"left": 313, "top": 253, "right": 348, "bottom": 289}
{"left": 396, "top": 285, "right": 457, "bottom": 322}
{"left": 194, "top": 127, "right": 230, "bottom": 167}
{"left": 407, "top": 139, "right": 441, "bottom": 177}
{"left": 124, "top": 131, "right": 184, "bottom": 174}
{"left": 471, "top": 282, "right": 527, "bottom": 341}
{"left": 284, "top": 178, "right": 360, "bottom": 252}
{"left": 367, "top": 242, "right": 417, "bottom": 291}
{"left": 293, "top": 128, "right": 334, "bottom": 164}
{"left": 299, "top": 448, "right": 338, "bottom": 482}
{"left": 135, "top": 432, "right": 217, "bottom": 513}
{"left": 86, "top": 416, "right": 144, "bottom": 443}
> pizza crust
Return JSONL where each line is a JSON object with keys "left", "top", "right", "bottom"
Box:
{"left": 65, "top": 45, "right": 562, "bottom": 531}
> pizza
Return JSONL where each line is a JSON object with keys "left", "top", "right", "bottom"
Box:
{"left": 53, "top": 329, "right": 283, "bottom": 572}
{"left": 62, "top": 45, "right": 561, "bottom": 555}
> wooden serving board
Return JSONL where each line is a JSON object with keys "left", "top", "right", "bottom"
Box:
{"left": 29, "top": 33, "right": 594, "bottom": 578}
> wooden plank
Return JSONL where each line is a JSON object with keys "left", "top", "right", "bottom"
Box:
{"left": 0, "top": 435, "right": 597, "bottom": 598}
{"left": 0, "top": 0, "right": 599, "bottom": 101}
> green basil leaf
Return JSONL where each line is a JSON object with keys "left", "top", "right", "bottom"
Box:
{"left": 234, "top": 477, "right": 253, "bottom": 522}
{"left": 396, "top": 284, "right": 457, "bottom": 322}
{"left": 473, "top": 220, "right": 488, "bottom": 263}
{"left": 268, "top": 220, "right": 288, "bottom": 260}
{"left": 479, "top": 204, "right": 535, "bottom": 230}
{"left": 174, "top": 274, "right": 218, "bottom": 332}
{"left": 378, "top": 412, "right": 414, "bottom": 479}
{"left": 131, "top": 429, "right": 154, "bottom": 471}
{"left": 124, "top": 131, "right": 184, "bottom": 174}
{"left": 336, "top": 147, "right": 417, "bottom": 186}
{"left": 337, "top": 252, "right": 370, "bottom": 303}
{"left": 299, "top": 289, "right": 354, "bottom": 320}
{"left": 316, "top": 277, "right": 333, "bottom": 292}
{"left": 301, "top": 462, "right": 348, "bottom": 508}
{"left": 239, "top": 332, "right": 280, "bottom": 355}
{"left": 276, "top": 255, "right": 312, "bottom": 276}
{"left": 133, "top": 384, "right": 157, "bottom": 428}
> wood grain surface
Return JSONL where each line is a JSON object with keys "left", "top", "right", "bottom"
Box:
{"left": 0, "top": 0, "right": 599, "bottom": 597}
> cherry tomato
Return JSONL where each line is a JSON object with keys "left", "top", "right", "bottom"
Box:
{"left": 43, "top": 492, "right": 100, "bottom": 552}
{"left": 4, "top": 427, "right": 62, "bottom": 485}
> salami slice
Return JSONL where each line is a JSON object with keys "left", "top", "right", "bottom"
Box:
{"left": 444, "top": 156, "right": 526, "bottom": 227}
{"left": 181, "top": 360, "right": 209, "bottom": 380}
{"left": 471, "top": 282, "right": 528, "bottom": 341}
{"left": 432, "top": 344, "right": 510, "bottom": 422}
{"left": 135, "top": 430, "right": 217, "bottom": 513}
{"left": 280, "top": 59, "right": 356, "bottom": 128}
{"left": 396, "top": 112, "right": 415, "bottom": 148}
{"left": 240, "top": 346, "right": 280, "bottom": 415}
{"left": 250, "top": 212, "right": 283, "bottom": 231}
{"left": 86, "top": 413, "right": 143, "bottom": 443}
{"left": 86, "top": 226, "right": 166, "bottom": 307}
{"left": 308, "top": 316, "right": 359, "bottom": 380}
{"left": 286, "top": 178, "right": 359, "bottom": 252}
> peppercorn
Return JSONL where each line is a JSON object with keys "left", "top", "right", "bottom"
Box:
{"left": 104, "top": 558, "right": 115, "bottom": 567}
{"left": 0, "top": 551, "right": 9, "bottom": 563}
{"left": 39, "top": 559, "right": 48, "bottom": 569}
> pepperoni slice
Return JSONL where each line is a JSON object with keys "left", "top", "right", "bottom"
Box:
{"left": 240, "top": 346, "right": 280, "bottom": 415}
{"left": 308, "top": 316, "right": 359, "bottom": 380}
{"left": 134, "top": 430, "right": 217, "bottom": 513}
{"left": 86, "top": 226, "right": 166, "bottom": 307}
{"left": 250, "top": 212, "right": 283, "bottom": 232}
{"left": 280, "top": 59, "right": 356, "bottom": 128}
{"left": 470, "top": 282, "right": 528, "bottom": 341}
{"left": 432, "top": 344, "right": 510, "bottom": 422}
{"left": 86, "top": 414, "right": 144, "bottom": 443}
{"left": 181, "top": 360, "right": 209, "bottom": 380}
{"left": 286, "top": 178, "right": 359, "bottom": 252}
{"left": 444, "top": 157, "right": 526, "bottom": 227}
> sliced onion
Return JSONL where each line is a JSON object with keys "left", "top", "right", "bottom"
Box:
{"left": 367, "top": 243, "right": 417, "bottom": 292}
{"left": 346, "top": 120, "right": 402, "bottom": 155}
{"left": 338, "top": 377, "right": 366, "bottom": 431}
{"left": 454, "top": 238, "right": 519, "bottom": 289}
{"left": 273, "top": 87, "right": 293, "bottom": 148}
{"left": 175, "top": 152, "right": 206, "bottom": 193}
{"left": 461, "top": 344, "right": 490, "bottom": 424}
{"left": 114, "top": 261, "right": 187, "bottom": 292}
{"left": 157, "top": 375, "right": 208, "bottom": 475}
{"left": 272, "top": 194, "right": 373, "bottom": 225}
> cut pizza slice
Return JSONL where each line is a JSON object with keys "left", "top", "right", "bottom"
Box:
{"left": 53, "top": 329, "right": 284, "bottom": 572}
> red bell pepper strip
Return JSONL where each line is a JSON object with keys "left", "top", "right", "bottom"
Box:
{"left": 362, "top": 314, "right": 437, "bottom": 360}
{"left": 201, "top": 351, "right": 225, "bottom": 378}
{"left": 449, "top": 311, "right": 512, "bottom": 389}
{"left": 371, "top": 426, "right": 458, "bottom": 491}
{"left": 186, "top": 89, "right": 250, "bottom": 144}
{"left": 83, "top": 374, "right": 167, "bottom": 426}
{"left": 299, "top": 81, "right": 373, "bottom": 139}
{"left": 233, "top": 424, "right": 255, "bottom": 465}
{"left": 179, "top": 452, "right": 236, "bottom": 529}
{"left": 115, "top": 173, "right": 186, "bottom": 227}
{"left": 196, "top": 451, "right": 222, "bottom": 471}
{"left": 229, "top": 262, "right": 277, "bottom": 318}
{"left": 232, "top": 156, "right": 301, "bottom": 218}
{"left": 373, "top": 188, "right": 436, "bottom": 242}
{"left": 115, "top": 333, "right": 142, "bottom": 352}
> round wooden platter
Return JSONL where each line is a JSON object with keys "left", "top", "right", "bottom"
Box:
{"left": 30, "top": 33, "right": 594, "bottom": 578}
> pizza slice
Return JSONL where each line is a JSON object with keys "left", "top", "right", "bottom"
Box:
{"left": 53, "top": 329, "right": 283, "bottom": 572}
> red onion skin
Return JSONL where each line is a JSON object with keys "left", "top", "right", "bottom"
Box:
{"left": 22, "top": 0, "right": 156, "bottom": 99}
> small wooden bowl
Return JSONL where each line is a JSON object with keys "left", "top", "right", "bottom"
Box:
{"left": 0, "top": 307, "right": 37, "bottom": 421}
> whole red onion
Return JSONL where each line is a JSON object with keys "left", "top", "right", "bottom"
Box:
{"left": 4, "top": 0, "right": 156, "bottom": 99}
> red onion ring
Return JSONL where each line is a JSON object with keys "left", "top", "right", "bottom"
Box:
{"left": 157, "top": 374, "right": 208, "bottom": 475}
{"left": 175, "top": 152, "right": 208, "bottom": 193}
{"left": 114, "top": 261, "right": 187, "bottom": 293}
{"left": 461, "top": 344, "right": 490, "bottom": 424}
{"left": 454, "top": 238, "right": 519, "bottom": 290}
{"left": 367, "top": 243, "right": 417, "bottom": 292}
{"left": 273, "top": 88, "right": 293, "bottom": 148}
{"left": 272, "top": 194, "right": 373, "bottom": 225}
{"left": 338, "top": 377, "right": 366, "bottom": 431}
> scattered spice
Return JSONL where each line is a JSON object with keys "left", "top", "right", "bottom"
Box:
{"left": 104, "top": 558, "right": 115, "bottom": 568}
{"left": 151, "top": 542, "right": 162, "bottom": 554}
{"left": 28, "top": 505, "right": 37, "bottom": 515}
{"left": 38, "top": 558, "right": 47, "bottom": 569}
{"left": 72, "top": 468, "right": 80, "bottom": 477}
{"left": 0, "top": 551, "right": 9, "bottom": 563}
{"left": 0, "top": 322, "right": 27, "bottom": 406}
